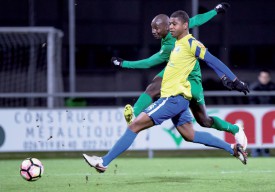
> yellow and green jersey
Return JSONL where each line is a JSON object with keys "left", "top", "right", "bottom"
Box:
{"left": 161, "top": 34, "right": 206, "bottom": 99}
{"left": 161, "top": 33, "right": 237, "bottom": 99}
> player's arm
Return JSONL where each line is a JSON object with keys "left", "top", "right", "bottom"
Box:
{"left": 189, "top": 2, "right": 230, "bottom": 29}
{"left": 203, "top": 52, "right": 249, "bottom": 95}
{"left": 189, "top": 10, "right": 217, "bottom": 29}
{"left": 190, "top": 39, "right": 236, "bottom": 80}
{"left": 111, "top": 44, "right": 173, "bottom": 69}
{"left": 190, "top": 39, "right": 249, "bottom": 94}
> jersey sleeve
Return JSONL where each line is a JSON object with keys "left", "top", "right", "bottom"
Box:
{"left": 122, "top": 44, "right": 173, "bottom": 69}
{"left": 189, "top": 10, "right": 217, "bottom": 29}
{"left": 189, "top": 38, "right": 237, "bottom": 81}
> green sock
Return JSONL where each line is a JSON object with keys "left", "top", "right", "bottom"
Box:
{"left": 133, "top": 93, "right": 153, "bottom": 117}
{"left": 210, "top": 116, "right": 239, "bottom": 135}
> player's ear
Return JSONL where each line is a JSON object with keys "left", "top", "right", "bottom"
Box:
{"left": 183, "top": 22, "right": 188, "bottom": 30}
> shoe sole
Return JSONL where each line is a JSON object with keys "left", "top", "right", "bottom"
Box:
{"left": 82, "top": 154, "right": 106, "bottom": 173}
{"left": 237, "top": 146, "right": 248, "bottom": 165}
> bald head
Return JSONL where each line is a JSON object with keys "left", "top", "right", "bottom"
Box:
{"left": 151, "top": 14, "right": 169, "bottom": 39}
{"left": 151, "top": 14, "right": 170, "bottom": 26}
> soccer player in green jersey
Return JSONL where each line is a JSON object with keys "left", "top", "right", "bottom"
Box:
{"left": 111, "top": 3, "right": 249, "bottom": 149}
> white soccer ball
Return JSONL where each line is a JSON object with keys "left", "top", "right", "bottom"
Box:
{"left": 20, "top": 158, "right": 44, "bottom": 181}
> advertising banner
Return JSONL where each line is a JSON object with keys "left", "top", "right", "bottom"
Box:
{"left": 0, "top": 106, "right": 274, "bottom": 152}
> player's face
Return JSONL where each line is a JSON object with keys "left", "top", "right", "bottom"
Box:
{"left": 151, "top": 21, "right": 168, "bottom": 39}
{"left": 169, "top": 17, "right": 188, "bottom": 39}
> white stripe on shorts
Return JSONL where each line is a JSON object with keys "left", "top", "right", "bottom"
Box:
{"left": 147, "top": 97, "right": 168, "bottom": 116}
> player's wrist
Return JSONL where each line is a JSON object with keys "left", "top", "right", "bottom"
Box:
{"left": 111, "top": 57, "right": 124, "bottom": 67}
{"left": 214, "top": 2, "right": 230, "bottom": 14}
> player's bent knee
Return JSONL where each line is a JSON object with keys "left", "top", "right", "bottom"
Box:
{"left": 145, "top": 86, "right": 160, "bottom": 98}
{"left": 145, "top": 82, "right": 161, "bottom": 98}
{"left": 128, "top": 123, "right": 141, "bottom": 133}
{"left": 184, "top": 137, "right": 193, "bottom": 142}
{"left": 196, "top": 118, "right": 213, "bottom": 128}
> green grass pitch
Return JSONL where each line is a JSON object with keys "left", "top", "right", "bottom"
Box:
{"left": 1, "top": 157, "right": 275, "bottom": 192}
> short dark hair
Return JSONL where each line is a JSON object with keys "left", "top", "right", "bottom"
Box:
{"left": 170, "top": 10, "right": 189, "bottom": 24}
{"left": 260, "top": 69, "right": 271, "bottom": 74}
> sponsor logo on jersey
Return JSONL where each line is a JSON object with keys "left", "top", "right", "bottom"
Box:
{"left": 174, "top": 46, "right": 180, "bottom": 52}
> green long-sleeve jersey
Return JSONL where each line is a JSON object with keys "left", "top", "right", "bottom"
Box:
{"left": 122, "top": 10, "right": 217, "bottom": 71}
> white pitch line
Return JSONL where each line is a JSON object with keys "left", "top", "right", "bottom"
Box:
{"left": 221, "top": 170, "right": 275, "bottom": 174}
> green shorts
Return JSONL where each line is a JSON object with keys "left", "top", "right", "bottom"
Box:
{"left": 190, "top": 78, "right": 205, "bottom": 105}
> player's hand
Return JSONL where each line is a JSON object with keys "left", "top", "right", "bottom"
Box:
{"left": 214, "top": 2, "right": 230, "bottom": 14}
{"left": 111, "top": 57, "right": 123, "bottom": 67}
{"left": 233, "top": 79, "right": 250, "bottom": 95}
{"left": 221, "top": 76, "right": 233, "bottom": 91}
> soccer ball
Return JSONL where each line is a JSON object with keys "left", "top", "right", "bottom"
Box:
{"left": 20, "top": 158, "right": 44, "bottom": 181}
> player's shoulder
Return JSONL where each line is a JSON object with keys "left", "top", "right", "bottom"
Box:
{"left": 161, "top": 43, "right": 174, "bottom": 53}
{"left": 187, "top": 37, "right": 205, "bottom": 49}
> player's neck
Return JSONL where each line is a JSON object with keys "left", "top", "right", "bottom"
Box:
{"left": 177, "top": 31, "right": 189, "bottom": 40}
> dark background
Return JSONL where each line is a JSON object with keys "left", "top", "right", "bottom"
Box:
{"left": 0, "top": 0, "right": 274, "bottom": 94}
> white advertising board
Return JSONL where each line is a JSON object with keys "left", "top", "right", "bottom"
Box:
{"left": 0, "top": 106, "right": 274, "bottom": 152}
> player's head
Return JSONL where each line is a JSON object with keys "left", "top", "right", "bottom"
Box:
{"left": 258, "top": 69, "right": 271, "bottom": 85}
{"left": 169, "top": 10, "right": 189, "bottom": 39}
{"left": 151, "top": 14, "right": 170, "bottom": 39}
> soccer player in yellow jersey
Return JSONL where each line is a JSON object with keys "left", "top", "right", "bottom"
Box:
{"left": 112, "top": 3, "right": 249, "bottom": 150}
{"left": 82, "top": 10, "right": 248, "bottom": 173}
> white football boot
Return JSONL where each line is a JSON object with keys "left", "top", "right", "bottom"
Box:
{"left": 82, "top": 154, "right": 107, "bottom": 173}
{"left": 232, "top": 144, "right": 248, "bottom": 165}
{"left": 234, "top": 123, "right": 248, "bottom": 150}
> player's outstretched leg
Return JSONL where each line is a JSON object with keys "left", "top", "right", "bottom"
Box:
{"left": 189, "top": 103, "right": 248, "bottom": 149}
{"left": 194, "top": 132, "right": 247, "bottom": 164}
{"left": 176, "top": 123, "right": 248, "bottom": 165}
{"left": 211, "top": 117, "right": 248, "bottom": 150}
{"left": 83, "top": 111, "right": 155, "bottom": 173}
{"left": 193, "top": 131, "right": 247, "bottom": 164}
{"left": 83, "top": 128, "right": 137, "bottom": 173}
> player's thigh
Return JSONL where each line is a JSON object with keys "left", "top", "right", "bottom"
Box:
{"left": 129, "top": 112, "right": 154, "bottom": 133}
{"left": 176, "top": 122, "right": 195, "bottom": 141}
{"left": 190, "top": 101, "right": 213, "bottom": 127}
{"left": 172, "top": 107, "right": 193, "bottom": 127}
{"left": 190, "top": 101, "right": 208, "bottom": 121}
{"left": 145, "top": 95, "right": 189, "bottom": 125}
